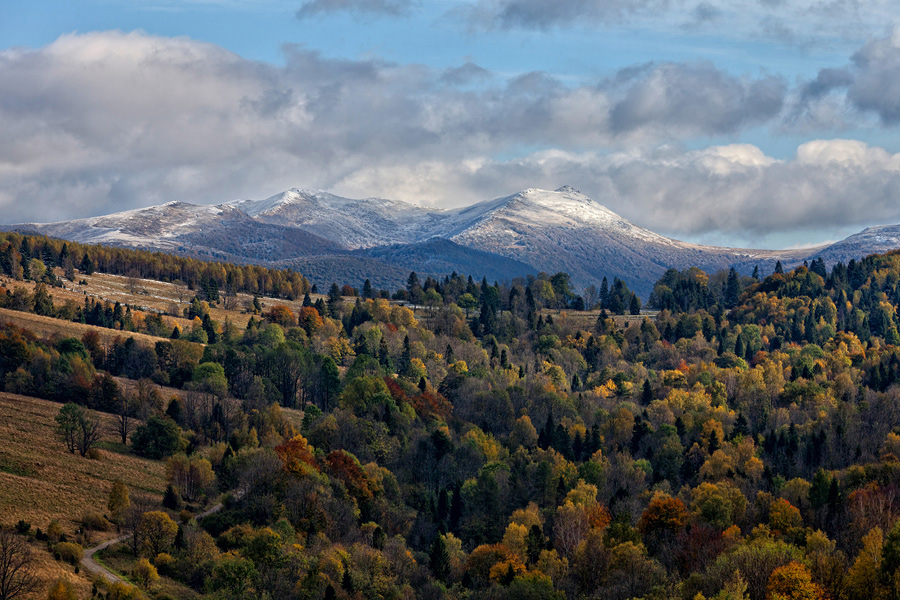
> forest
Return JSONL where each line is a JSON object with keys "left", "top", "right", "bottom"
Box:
{"left": 4, "top": 231, "right": 900, "bottom": 600}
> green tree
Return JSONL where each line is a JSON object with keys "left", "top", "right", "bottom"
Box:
{"left": 132, "top": 417, "right": 183, "bottom": 459}
{"left": 458, "top": 293, "right": 477, "bottom": 318}
{"left": 430, "top": 535, "right": 450, "bottom": 582}
{"left": 211, "top": 553, "right": 257, "bottom": 600}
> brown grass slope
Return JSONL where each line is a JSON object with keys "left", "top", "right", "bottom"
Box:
{"left": 0, "top": 392, "right": 167, "bottom": 534}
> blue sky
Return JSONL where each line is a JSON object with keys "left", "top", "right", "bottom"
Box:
{"left": 3, "top": 0, "right": 900, "bottom": 249}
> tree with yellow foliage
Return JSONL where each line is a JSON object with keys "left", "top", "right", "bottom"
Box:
{"left": 766, "top": 561, "right": 824, "bottom": 600}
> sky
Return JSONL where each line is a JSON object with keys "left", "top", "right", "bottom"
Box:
{"left": 4, "top": 0, "right": 900, "bottom": 249}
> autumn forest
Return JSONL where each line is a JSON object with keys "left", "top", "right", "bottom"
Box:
{"left": 3, "top": 231, "right": 900, "bottom": 600}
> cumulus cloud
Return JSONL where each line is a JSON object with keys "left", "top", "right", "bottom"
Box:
{"left": 787, "top": 30, "right": 900, "bottom": 129}
{"left": 0, "top": 31, "right": 788, "bottom": 223}
{"left": 296, "top": 0, "right": 417, "bottom": 18}
{"left": 606, "top": 63, "right": 784, "bottom": 135}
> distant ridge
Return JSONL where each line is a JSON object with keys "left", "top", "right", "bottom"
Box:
{"left": 7, "top": 186, "right": 900, "bottom": 296}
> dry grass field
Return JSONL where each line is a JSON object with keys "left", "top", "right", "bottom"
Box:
{"left": 21, "top": 538, "right": 91, "bottom": 599}
{"left": 0, "top": 392, "right": 167, "bottom": 534}
{"left": 0, "top": 306, "right": 175, "bottom": 347}
{"left": 0, "top": 268, "right": 331, "bottom": 335}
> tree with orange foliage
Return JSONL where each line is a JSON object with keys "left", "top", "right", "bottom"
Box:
{"left": 265, "top": 305, "right": 295, "bottom": 328}
{"left": 767, "top": 561, "right": 824, "bottom": 600}
{"left": 768, "top": 498, "right": 803, "bottom": 536}
{"left": 324, "top": 449, "right": 375, "bottom": 508}
{"left": 585, "top": 503, "right": 612, "bottom": 531}
{"left": 465, "top": 544, "right": 515, "bottom": 589}
{"left": 298, "top": 306, "right": 323, "bottom": 335}
{"left": 411, "top": 388, "right": 453, "bottom": 422}
{"left": 639, "top": 494, "right": 688, "bottom": 537}
{"left": 638, "top": 493, "right": 688, "bottom": 558}
{"left": 274, "top": 434, "right": 318, "bottom": 476}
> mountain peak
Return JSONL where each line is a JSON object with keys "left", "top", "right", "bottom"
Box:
{"left": 554, "top": 185, "right": 582, "bottom": 195}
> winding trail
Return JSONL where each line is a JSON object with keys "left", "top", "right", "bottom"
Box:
{"left": 81, "top": 500, "right": 227, "bottom": 585}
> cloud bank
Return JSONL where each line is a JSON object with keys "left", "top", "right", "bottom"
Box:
{"left": 3, "top": 31, "right": 900, "bottom": 243}
{"left": 453, "top": 0, "right": 899, "bottom": 44}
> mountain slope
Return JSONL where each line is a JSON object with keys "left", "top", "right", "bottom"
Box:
{"left": 230, "top": 189, "right": 444, "bottom": 249}
{"left": 812, "top": 224, "right": 900, "bottom": 265}
{"left": 10, "top": 202, "right": 344, "bottom": 265}
{"left": 355, "top": 237, "right": 538, "bottom": 283}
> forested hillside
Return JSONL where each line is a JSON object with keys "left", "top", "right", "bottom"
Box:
{"left": 5, "top": 234, "right": 900, "bottom": 599}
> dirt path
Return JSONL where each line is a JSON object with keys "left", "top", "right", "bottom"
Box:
{"left": 81, "top": 501, "right": 226, "bottom": 585}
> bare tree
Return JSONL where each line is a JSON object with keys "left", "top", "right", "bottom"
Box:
{"left": 126, "top": 270, "right": 141, "bottom": 295}
{"left": 0, "top": 528, "right": 39, "bottom": 600}
{"left": 174, "top": 282, "right": 189, "bottom": 304}
{"left": 78, "top": 410, "right": 102, "bottom": 457}
{"left": 222, "top": 290, "right": 238, "bottom": 311}
{"left": 583, "top": 285, "right": 599, "bottom": 311}
{"left": 134, "top": 378, "right": 162, "bottom": 421}
{"left": 114, "top": 393, "right": 136, "bottom": 445}
{"left": 55, "top": 403, "right": 103, "bottom": 457}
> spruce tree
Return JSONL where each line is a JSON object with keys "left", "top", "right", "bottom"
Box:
{"left": 429, "top": 535, "right": 450, "bottom": 582}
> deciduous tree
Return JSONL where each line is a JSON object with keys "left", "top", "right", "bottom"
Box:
{"left": 0, "top": 529, "right": 38, "bottom": 600}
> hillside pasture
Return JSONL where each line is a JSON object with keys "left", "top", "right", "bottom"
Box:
{"left": 0, "top": 306, "right": 177, "bottom": 347}
{"left": 0, "top": 392, "right": 167, "bottom": 535}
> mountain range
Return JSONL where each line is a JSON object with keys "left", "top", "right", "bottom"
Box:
{"left": 7, "top": 186, "right": 900, "bottom": 298}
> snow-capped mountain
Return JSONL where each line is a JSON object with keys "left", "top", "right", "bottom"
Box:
{"left": 6, "top": 185, "right": 894, "bottom": 296}
{"left": 229, "top": 188, "right": 445, "bottom": 249}
{"left": 9, "top": 200, "right": 343, "bottom": 264}
{"left": 813, "top": 224, "right": 900, "bottom": 265}
{"left": 436, "top": 186, "right": 814, "bottom": 296}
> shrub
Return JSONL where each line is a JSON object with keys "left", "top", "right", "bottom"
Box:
{"left": 47, "top": 519, "right": 63, "bottom": 542}
{"left": 55, "top": 542, "right": 84, "bottom": 564}
{"left": 81, "top": 511, "right": 111, "bottom": 532}
{"left": 179, "top": 509, "right": 194, "bottom": 524}
{"left": 46, "top": 577, "right": 78, "bottom": 600}
{"left": 107, "top": 581, "right": 145, "bottom": 600}
{"left": 131, "top": 558, "right": 160, "bottom": 587}
{"left": 15, "top": 519, "right": 30, "bottom": 534}
{"left": 153, "top": 552, "right": 176, "bottom": 576}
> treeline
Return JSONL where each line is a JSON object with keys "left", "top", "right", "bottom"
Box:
{"left": 386, "top": 271, "right": 641, "bottom": 315}
{"left": 0, "top": 232, "right": 310, "bottom": 300}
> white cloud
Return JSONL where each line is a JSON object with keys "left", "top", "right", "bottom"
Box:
{"left": 5, "top": 31, "right": 900, "bottom": 246}
{"left": 0, "top": 30, "right": 787, "bottom": 223}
